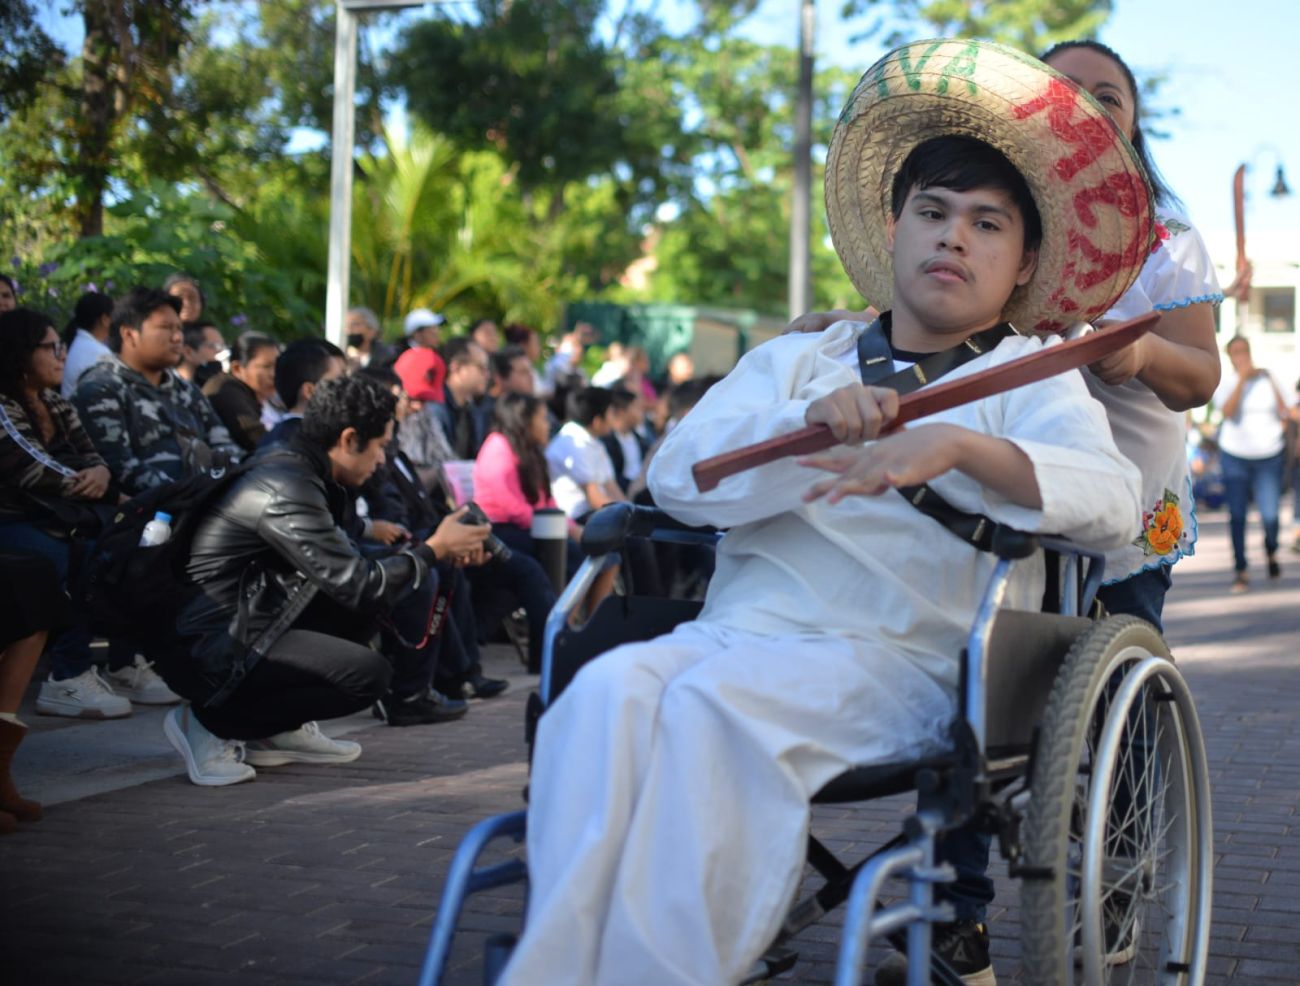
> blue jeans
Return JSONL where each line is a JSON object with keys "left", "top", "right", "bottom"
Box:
{"left": 937, "top": 565, "right": 1173, "bottom": 922}
{"left": 1220, "top": 450, "right": 1284, "bottom": 572}
{"left": 0, "top": 520, "right": 133, "bottom": 679}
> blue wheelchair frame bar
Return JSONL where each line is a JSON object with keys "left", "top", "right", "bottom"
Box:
{"left": 418, "top": 810, "right": 528, "bottom": 986}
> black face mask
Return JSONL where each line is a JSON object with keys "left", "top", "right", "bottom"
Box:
{"left": 346, "top": 333, "right": 366, "bottom": 349}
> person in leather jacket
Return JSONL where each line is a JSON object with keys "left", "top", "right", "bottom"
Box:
{"left": 161, "top": 374, "right": 490, "bottom": 786}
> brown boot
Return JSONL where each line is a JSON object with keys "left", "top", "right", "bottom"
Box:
{"left": 0, "top": 718, "right": 42, "bottom": 823}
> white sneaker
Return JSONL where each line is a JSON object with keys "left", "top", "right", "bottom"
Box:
{"left": 163, "top": 706, "right": 256, "bottom": 787}
{"left": 35, "top": 668, "right": 132, "bottom": 719}
{"left": 105, "top": 655, "right": 182, "bottom": 705}
{"left": 244, "top": 721, "right": 362, "bottom": 766}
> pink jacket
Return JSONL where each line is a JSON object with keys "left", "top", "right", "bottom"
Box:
{"left": 473, "top": 432, "right": 556, "bottom": 528}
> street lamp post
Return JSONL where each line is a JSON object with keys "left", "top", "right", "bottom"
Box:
{"left": 787, "top": 0, "right": 815, "bottom": 322}
{"left": 1227, "top": 148, "right": 1291, "bottom": 331}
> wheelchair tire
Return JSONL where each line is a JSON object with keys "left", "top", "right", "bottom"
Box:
{"left": 1020, "top": 616, "right": 1213, "bottom": 985}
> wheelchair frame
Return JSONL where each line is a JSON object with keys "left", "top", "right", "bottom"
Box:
{"left": 419, "top": 504, "right": 1212, "bottom": 986}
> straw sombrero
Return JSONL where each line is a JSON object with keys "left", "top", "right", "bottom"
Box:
{"left": 825, "top": 38, "right": 1154, "bottom": 333}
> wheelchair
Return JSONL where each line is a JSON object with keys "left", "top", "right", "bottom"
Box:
{"left": 419, "top": 503, "right": 1213, "bottom": 986}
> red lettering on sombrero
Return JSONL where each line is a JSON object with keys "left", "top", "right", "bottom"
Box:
{"left": 1011, "top": 79, "right": 1118, "bottom": 184}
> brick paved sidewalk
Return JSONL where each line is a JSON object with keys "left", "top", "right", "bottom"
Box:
{"left": 2, "top": 511, "right": 1298, "bottom": 984}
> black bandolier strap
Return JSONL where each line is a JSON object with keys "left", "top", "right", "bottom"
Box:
{"left": 855, "top": 315, "right": 1018, "bottom": 553}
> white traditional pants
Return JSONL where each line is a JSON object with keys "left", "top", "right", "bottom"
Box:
{"left": 498, "top": 621, "right": 955, "bottom": 986}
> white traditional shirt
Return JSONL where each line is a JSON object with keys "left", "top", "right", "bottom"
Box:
{"left": 1213, "top": 370, "right": 1287, "bottom": 459}
{"left": 60, "top": 329, "right": 112, "bottom": 399}
{"left": 1084, "top": 211, "right": 1223, "bottom": 583}
{"left": 649, "top": 321, "right": 1142, "bottom": 691}
{"left": 546, "top": 421, "right": 617, "bottom": 520}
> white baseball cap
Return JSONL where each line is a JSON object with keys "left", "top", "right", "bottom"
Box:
{"left": 403, "top": 308, "right": 446, "bottom": 336}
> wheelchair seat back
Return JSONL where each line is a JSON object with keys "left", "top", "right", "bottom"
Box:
{"left": 549, "top": 594, "right": 704, "bottom": 703}
{"left": 981, "top": 609, "right": 1090, "bottom": 757}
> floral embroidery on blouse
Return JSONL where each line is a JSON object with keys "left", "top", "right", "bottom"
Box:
{"left": 1133, "top": 488, "right": 1186, "bottom": 556}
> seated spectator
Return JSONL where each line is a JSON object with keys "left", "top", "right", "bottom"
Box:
{"left": 359, "top": 366, "right": 517, "bottom": 698}
{"left": 0, "top": 552, "right": 64, "bottom": 833}
{"left": 431, "top": 337, "right": 492, "bottom": 460}
{"left": 0, "top": 308, "right": 176, "bottom": 716}
{"left": 489, "top": 345, "right": 535, "bottom": 399}
{"left": 474, "top": 392, "right": 581, "bottom": 593}
{"left": 474, "top": 393, "right": 561, "bottom": 540}
{"left": 0, "top": 274, "right": 18, "bottom": 312}
{"left": 503, "top": 323, "right": 546, "bottom": 397}
{"left": 546, "top": 386, "right": 624, "bottom": 521}
{"left": 590, "top": 341, "right": 629, "bottom": 389}
{"left": 470, "top": 317, "right": 501, "bottom": 354}
{"left": 161, "top": 375, "right": 491, "bottom": 785}
{"left": 259, "top": 338, "right": 347, "bottom": 451}
{"left": 601, "top": 388, "right": 649, "bottom": 494}
{"left": 345, "top": 306, "right": 396, "bottom": 370}
{"left": 542, "top": 323, "right": 595, "bottom": 419}
{"left": 74, "top": 287, "right": 241, "bottom": 496}
{"left": 203, "top": 332, "right": 281, "bottom": 453}
{"left": 665, "top": 350, "right": 695, "bottom": 388}
{"left": 403, "top": 307, "right": 446, "bottom": 357}
{"left": 178, "top": 320, "right": 227, "bottom": 388}
{"left": 163, "top": 272, "right": 205, "bottom": 323}
{"left": 59, "top": 291, "right": 114, "bottom": 398}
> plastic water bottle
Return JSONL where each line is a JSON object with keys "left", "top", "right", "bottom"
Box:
{"left": 139, "top": 511, "right": 173, "bottom": 547}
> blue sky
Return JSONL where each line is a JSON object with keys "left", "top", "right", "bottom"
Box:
{"left": 34, "top": 0, "right": 1300, "bottom": 243}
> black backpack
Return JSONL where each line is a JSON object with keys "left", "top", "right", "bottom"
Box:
{"left": 75, "top": 464, "right": 253, "bottom": 642}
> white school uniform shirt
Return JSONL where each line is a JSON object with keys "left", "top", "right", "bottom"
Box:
{"left": 546, "top": 420, "right": 617, "bottom": 519}
{"left": 648, "top": 321, "right": 1142, "bottom": 691}
{"left": 1086, "top": 212, "right": 1223, "bottom": 582}
{"left": 61, "top": 329, "right": 112, "bottom": 399}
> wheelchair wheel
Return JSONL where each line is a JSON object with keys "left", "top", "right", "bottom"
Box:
{"left": 1020, "top": 616, "right": 1213, "bottom": 985}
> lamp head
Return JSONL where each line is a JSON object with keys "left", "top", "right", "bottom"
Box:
{"left": 1270, "top": 165, "right": 1291, "bottom": 198}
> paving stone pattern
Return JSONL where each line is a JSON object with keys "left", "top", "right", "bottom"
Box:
{"left": 2, "top": 513, "right": 1298, "bottom": 984}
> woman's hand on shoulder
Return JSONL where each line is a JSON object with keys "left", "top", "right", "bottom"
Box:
{"left": 782, "top": 307, "right": 880, "bottom": 336}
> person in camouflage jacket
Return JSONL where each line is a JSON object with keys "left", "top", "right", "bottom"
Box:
{"left": 73, "top": 287, "right": 242, "bottom": 495}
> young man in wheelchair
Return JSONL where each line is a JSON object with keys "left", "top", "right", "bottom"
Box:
{"left": 497, "top": 44, "right": 1153, "bottom": 986}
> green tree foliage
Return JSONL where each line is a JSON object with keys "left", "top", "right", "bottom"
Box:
{"left": 840, "top": 0, "right": 1112, "bottom": 53}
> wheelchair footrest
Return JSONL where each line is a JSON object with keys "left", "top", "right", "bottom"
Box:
{"left": 740, "top": 946, "right": 799, "bottom": 984}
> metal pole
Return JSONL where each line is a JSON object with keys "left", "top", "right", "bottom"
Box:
{"left": 787, "top": 0, "right": 815, "bottom": 321}
{"left": 325, "top": 2, "right": 359, "bottom": 347}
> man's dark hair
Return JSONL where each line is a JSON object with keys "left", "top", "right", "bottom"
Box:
{"left": 890, "top": 136, "right": 1042, "bottom": 251}
{"left": 182, "top": 319, "right": 221, "bottom": 352}
{"left": 667, "top": 376, "right": 719, "bottom": 421}
{"left": 502, "top": 324, "right": 535, "bottom": 347}
{"left": 108, "top": 287, "right": 181, "bottom": 354}
{"left": 566, "top": 386, "right": 614, "bottom": 427}
{"left": 300, "top": 373, "right": 396, "bottom": 451}
{"left": 440, "top": 335, "right": 479, "bottom": 369}
{"left": 490, "top": 345, "right": 528, "bottom": 382}
{"left": 607, "top": 387, "right": 636, "bottom": 411}
{"left": 275, "top": 338, "right": 338, "bottom": 409}
{"left": 62, "top": 291, "right": 115, "bottom": 347}
{"left": 357, "top": 363, "right": 401, "bottom": 391}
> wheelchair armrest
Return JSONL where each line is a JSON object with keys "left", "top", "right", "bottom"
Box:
{"left": 579, "top": 503, "right": 719, "bottom": 557}
{"left": 990, "top": 527, "right": 1039, "bottom": 560}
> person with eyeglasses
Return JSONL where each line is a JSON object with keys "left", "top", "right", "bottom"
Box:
{"left": 0, "top": 308, "right": 172, "bottom": 719}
